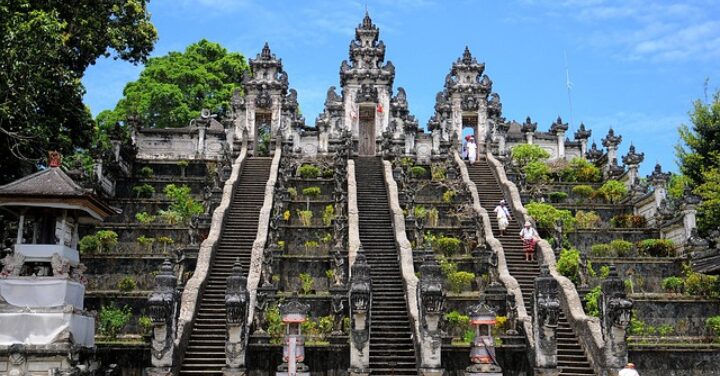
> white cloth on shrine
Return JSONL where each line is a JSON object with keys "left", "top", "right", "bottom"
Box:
{"left": 0, "top": 312, "right": 94, "bottom": 347}
{"left": 0, "top": 279, "right": 84, "bottom": 309}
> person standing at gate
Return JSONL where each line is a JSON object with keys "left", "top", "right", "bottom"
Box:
{"left": 466, "top": 136, "right": 477, "bottom": 165}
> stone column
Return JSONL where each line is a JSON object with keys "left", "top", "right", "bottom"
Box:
{"left": 533, "top": 265, "right": 560, "bottom": 376}
{"left": 550, "top": 117, "right": 569, "bottom": 160}
{"left": 574, "top": 123, "right": 591, "bottom": 158}
{"left": 146, "top": 260, "right": 179, "bottom": 376}
{"left": 602, "top": 128, "right": 622, "bottom": 172}
{"left": 681, "top": 187, "right": 702, "bottom": 240}
{"left": 224, "top": 260, "right": 250, "bottom": 376}
{"left": 348, "top": 252, "right": 371, "bottom": 376}
{"left": 521, "top": 117, "right": 537, "bottom": 146}
{"left": 477, "top": 100, "right": 488, "bottom": 153}
{"left": 556, "top": 131, "right": 566, "bottom": 159}
{"left": 600, "top": 266, "right": 633, "bottom": 374}
{"left": 495, "top": 121, "right": 510, "bottom": 157}
{"left": 417, "top": 256, "right": 445, "bottom": 376}
{"left": 622, "top": 144, "right": 645, "bottom": 190}
{"left": 647, "top": 163, "right": 671, "bottom": 208}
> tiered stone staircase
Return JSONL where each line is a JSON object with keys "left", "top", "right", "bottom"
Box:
{"left": 179, "top": 157, "right": 272, "bottom": 375}
{"left": 469, "top": 159, "right": 594, "bottom": 376}
{"left": 355, "top": 157, "right": 418, "bottom": 376}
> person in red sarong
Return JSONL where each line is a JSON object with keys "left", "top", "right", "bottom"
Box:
{"left": 519, "top": 221, "right": 539, "bottom": 262}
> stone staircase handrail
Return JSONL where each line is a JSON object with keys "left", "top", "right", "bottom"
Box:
{"left": 347, "top": 159, "right": 361, "bottom": 271}
{"left": 175, "top": 145, "right": 249, "bottom": 365}
{"left": 453, "top": 151, "right": 534, "bottom": 350}
{"left": 485, "top": 152, "right": 605, "bottom": 372}
{"left": 382, "top": 160, "right": 423, "bottom": 364}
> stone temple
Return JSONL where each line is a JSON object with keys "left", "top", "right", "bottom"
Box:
{"left": 0, "top": 13, "right": 719, "bottom": 376}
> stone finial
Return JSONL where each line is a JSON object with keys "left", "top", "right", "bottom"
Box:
{"left": 574, "top": 122, "right": 592, "bottom": 140}
{"left": 647, "top": 163, "right": 671, "bottom": 185}
{"left": 602, "top": 128, "right": 622, "bottom": 148}
{"left": 549, "top": 116, "right": 569, "bottom": 134}
{"left": 461, "top": 46, "right": 475, "bottom": 64}
{"left": 260, "top": 42, "right": 272, "bottom": 60}
{"left": 585, "top": 141, "right": 604, "bottom": 162}
{"left": 360, "top": 10, "right": 375, "bottom": 30}
{"left": 488, "top": 92, "right": 502, "bottom": 118}
{"left": 521, "top": 116, "right": 537, "bottom": 133}
{"left": 622, "top": 143, "right": 645, "bottom": 166}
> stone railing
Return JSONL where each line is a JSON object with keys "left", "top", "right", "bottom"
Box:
{"left": 453, "top": 151, "right": 534, "bottom": 349}
{"left": 347, "top": 159, "right": 361, "bottom": 270}
{"left": 244, "top": 144, "right": 282, "bottom": 329}
{"left": 174, "top": 145, "right": 248, "bottom": 366}
{"left": 485, "top": 152, "right": 605, "bottom": 373}
{"left": 382, "top": 160, "right": 422, "bottom": 363}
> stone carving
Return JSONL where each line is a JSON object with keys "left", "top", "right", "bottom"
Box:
{"left": 487, "top": 249, "right": 499, "bottom": 287}
{"left": 188, "top": 215, "right": 199, "bottom": 247}
{"left": 253, "top": 292, "right": 269, "bottom": 334}
{"left": 520, "top": 116, "right": 537, "bottom": 134}
{"left": 7, "top": 344, "right": 27, "bottom": 376}
{"left": 332, "top": 247, "right": 345, "bottom": 286}
{"left": 261, "top": 246, "right": 274, "bottom": 287}
{"left": 50, "top": 253, "right": 71, "bottom": 278}
{"left": 534, "top": 265, "right": 560, "bottom": 369}
{"left": 355, "top": 84, "right": 378, "bottom": 103}
{"left": 417, "top": 256, "right": 444, "bottom": 372}
{"left": 461, "top": 94, "right": 479, "bottom": 112}
{"left": 71, "top": 263, "right": 88, "bottom": 286}
{"left": 255, "top": 86, "right": 273, "bottom": 109}
{"left": 600, "top": 265, "right": 633, "bottom": 370}
{"left": 1, "top": 252, "right": 25, "bottom": 277}
{"left": 147, "top": 259, "right": 178, "bottom": 368}
{"left": 225, "top": 260, "right": 250, "bottom": 370}
{"left": 331, "top": 294, "right": 345, "bottom": 336}
{"left": 578, "top": 253, "right": 589, "bottom": 288}
{"left": 574, "top": 122, "right": 592, "bottom": 140}
{"left": 505, "top": 293, "right": 519, "bottom": 335}
{"left": 203, "top": 185, "right": 214, "bottom": 215}
{"left": 585, "top": 142, "right": 604, "bottom": 163}
{"left": 349, "top": 251, "right": 371, "bottom": 352}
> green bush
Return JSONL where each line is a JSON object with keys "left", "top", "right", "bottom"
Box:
{"left": 684, "top": 272, "right": 718, "bottom": 298}
{"left": 598, "top": 265, "right": 611, "bottom": 279}
{"left": 431, "top": 164, "right": 447, "bottom": 181}
{"left": 296, "top": 210, "right": 313, "bottom": 227}
{"left": 427, "top": 208, "right": 440, "bottom": 227}
{"left": 413, "top": 205, "right": 427, "bottom": 219}
{"left": 302, "top": 186, "right": 322, "bottom": 197}
{"left": 548, "top": 191, "right": 569, "bottom": 203}
{"left": 135, "top": 211, "right": 156, "bottom": 224}
{"left": 438, "top": 256, "right": 458, "bottom": 276}
{"left": 177, "top": 160, "right": 189, "bottom": 168}
{"left": 287, "top": 187, "right": 297, "bottom": 199}
{"left": 299, "top": 273, "right": 315, "bottom": 295}
{"left": 98, "top": 305, "right": 132, "bottom": 338}
{"left": 575, "top": 210, "right": 601, "bottom": 229}
{"left": 79, "top": 235, "right": 99, "bottom": 254}
{"left": 597, "top": 180, "right": 628, "bottom": 204}
{"left": 706, "top": 315, "right": 720, "bottom": 336}
{"left": 662, "top": 276, "right": 684, "bottom": 293}
{"left": 159, "top": 209, "right": 182, "bottom": 225}
{"left": 138, "top": 166, "right": 154, "bottom": 178}
{"left": 610, "top": 214, "right": 647, "bottom": 228}
{"left": 524, "top": 161, "right": 551, "bottom": 183}
{"left": 264, "top": 304, "right": 284, "bottom": 343}
{"left": 444, "top": 310, "right": 471, "bottom": 337}
{"left": 434, "top": 236, "right": 462, "bottom": 257}
{"left": 137, "top": 236, "right": 155, "bottom": 251}
{"left": 657, "top": 324, "right": 674, "bottom": 337}
{"left": 442, "top": 189, "right": 457, "bottom": 204}
{"left": 609, "top": 239, "right": 634, "bottom": 257}
{"left": 157, "top": 236, "right": 174, "bottom": 253}
{"left": 525, "top": 202, "right": 576, "bottom": 231}
{"left": 584, "top": 286, "right": 601, "bottom": 317}
{"left": 96, "top": 230, "right": 118, "bottom": 252}
{"left": 298, "top": 164, "right": 321, "bottom": 179}
{"left": 564, "top": 157, "right": 601, "bottom": 182}
{"left": 636, "top": 239, "right": 675, "bottom": 257}
{"left": 133, "top": 183, "right": 155, "bottom": 198}
{"left": 590, "top": 244, "right": 613, "bottom": 257}
{"left": 410, "top": 166, "right": 427, "bottom": 178}
{"left": 556, "top": 249, "right": 580, "bottom": 284}
{"left": 572, "top": 185, "right": 595, "bottom": 200}
{"left": 448, "top": 271, "right": 475, "bottom": 293}
{"left": 511, "top": 144, "right": 550, "bottom": 167}
{"left": 117, "top": 276, "right": 137, "bottom": 292}
{"left": 138, "top": 315, "right": 153, "bottom": 334}
{"left": 322, "top": 205, "right": 335, "bottom": 227}
{"left": 164, "top": 184, "right": 203, "bottom": 222}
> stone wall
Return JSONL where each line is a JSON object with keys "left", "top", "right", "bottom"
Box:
{"left": 629, "top": 347, "right": 720, "bottom": 376}
{"left": 632, "top": 298, "right": 720, "bottom": 336}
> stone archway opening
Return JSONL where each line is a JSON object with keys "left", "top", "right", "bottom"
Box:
{"left": 461, "top": 114, "right": 478, "bottom": 161}
{"left": 254, "top": 112, "right": 272, "bottom": 156}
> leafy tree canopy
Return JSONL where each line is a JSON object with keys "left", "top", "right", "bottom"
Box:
{"left": 102, "top": 39, "right": 250, "bottom": 129}
{"left": 0, "top": 0, "right": 157, "bottom": 183}
{"left": 676, "top": 90, "right": 720, "bottom": 234}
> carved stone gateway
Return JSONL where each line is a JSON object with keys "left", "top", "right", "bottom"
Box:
{"left": 533, "top": 265, "right": 560, "bottom": 376}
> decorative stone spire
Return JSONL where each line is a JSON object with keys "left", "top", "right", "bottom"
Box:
{"left": 601, "top": 128, "right": 622, "bottom": 149}
{"left": 574, "top": 122, "right": 592, "bottom": 140}
{"left": 521, "top": 116, "right": 537, "bottom": 133}
{"left": 622, "top": 144, "right": 644, "bottom": 166}
{"left": 340, "top": 12, "right": 394, "bottom": 86}
{"left": 586, "top": 141, "right": 604, "bottom": 162}
{"left": 549, "top": 116, "right": 569, "bottom": 135}
{"left": 647, "top": 163, "right": 671, "bottom": 208}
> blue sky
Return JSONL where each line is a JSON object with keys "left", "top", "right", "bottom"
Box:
{"left": 83, "top": 0, "right": 720, "bottom": 176}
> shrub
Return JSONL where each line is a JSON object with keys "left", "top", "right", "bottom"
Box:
{"left": 98, "top": 305, "right": 132, "bottom": 338}
{"left": 157, "top": 236, "right": 174, "bottom": 253}
{"left": 138, "top": 166, "right": 154, "bottom": 178}
{"left": 298, "top": 164, "right": 321, "bottom": 179}
{"left": 557, "top": 249, "right": 580, "bottom": 284}
{"left": 584, "top": 286, "right": 601, "bottom": 317}
{"left": 79, "top": 235, "right": 99, "bottom": 254}
{"left": 117, "top": 276, "right": 137, "bottom": 292}
{"left": 662, "top": 276, "right": 684, "bottom": 293}
{"left": 609, "top": 239, "right": 634, "bottom": 257}
{"left": 322, "top": 167, "right": 334, "bottom": 178}
{"left": 657, "top": 324, "right": 674, "bottom": 337}
{"left": 706, "top": 315, "right": 720, "bottom": 336}
{"left": 427, "top": 208, "right": 439, "bottom": 227}
{"left": 572, "top": 185, "right": 595, "bottom": 200}
{"left": 304, "top": 240, "right": 319, "bottom": 253}
{"left": 159, "top": 210, "right": 182, "bottom": 225}
{"left": 137, "top": 236, "right": 155, "bottom": 251}
{"left": 597, "top": 180, "right": 627, "bottom": 203}
{"left": 96, "top": 230, "right": 118, "bottom": 252}
{"left": 590, "top": 243, "right": 613, "bottom": 257}
{"left": 598, "top": 265, "right": 611, "bottom": 279}
{"left": 318, "top": 315, "right": 334, "bottom": 338}
{"left": 283, "top": 210, "right": 291, "bottom": 221}
{"left": 302, "top": 186, "right": 322, "bottom": 197}
{"left": 277, "top": 240, "right": 286, "bottom": 250}
{"left": 610, "top": 214, "right": 646, "bottom": 229}
{"left": 297, "top": 210, "right": 313, "bottom": 227}
{"left": 299, "top": 273, "right": 315, "bottom": 295}
{"left": 575, "top": 210, "right": 601, "bottom": 229}
{"left": 264, "top": 304, "right": 284, "bottom": 343}
{"left": 438, "top": 256, "right": 458, "bottom": 276}
{"left": 435, "top": 236, "right": 462, "bottom": 257}
{"left": 177, "top": 160, "right": 189, "bottom": 168}
{"left": 287, "top": 187, "right": 297, "bottom": 199}
{"left": 164, "top": 184, "right": 203, "bottom": 222}
{"left": 566, "top": 157, "right": 601, "bottom": 182}
{"left": 135, "top": 211, "right": 156, "bottom": 225}
{"left": 431, "top": 164, "right": 446, "bottom": 181}
{"left": 322, "top": 205, "right": 335, "bottom": 226}
{"left": 442, "top": 189, "right": 457, "bottom": 204}
{"left": 138, "top": 315, "right": 153, "bottom": 334}
{"left": 548, "top": 191, "right": 569, "bottom": 203}
{"left": 410, "top": 166, "right": 427, "bottom": 178}
{"left": 684, "top": 272, "right": 718, "bottom": 298}
{"left": 133, "top": 184, "right": 155, "bottom": 198}
{"left": 444, "top": 310, "right": 471, "bottom": 337}
{"left": 524, "top": 161, "right": 551, "bottom": 183}
{"left": 325, "top": 269, "right": 335, "bottom": 280}
{"left": 448, "top": 271, "right": 475, "bottom": 293}
{"left": 525, "top": 202, "right": 576, "bottom": 231}
{"left": 320, "top": 232, "right": 333, "bottom": 244}
{"left": 414, "top": 205, "right": 428, "bottom": 219}
{"left": 511, "top": 144, "right": 550, "bottom": 167}
{"left": 400, "top": 156, "right": 415, "bottom": 167}
{"left": 636, "top": 239, "right": 675, "bottom": 257}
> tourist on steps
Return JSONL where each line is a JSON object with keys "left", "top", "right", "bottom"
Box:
{"left": 466, "top": 136, "right": 477, "bottom": 165}
{"left": 619, "top": 363, "right": 639, "bottom": 376}
{"left": 519, "top": 221, "right": 539, "bottom": 262}
{"left": 493, "top": 200, "right": 511, "bottom": 236}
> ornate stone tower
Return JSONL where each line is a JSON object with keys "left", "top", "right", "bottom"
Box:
{"left": 230, "top": 43, "right": 302, "bottom": 153}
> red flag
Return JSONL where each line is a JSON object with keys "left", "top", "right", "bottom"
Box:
{"left": 376, "top": 103, "right": 384, "bottom": 113}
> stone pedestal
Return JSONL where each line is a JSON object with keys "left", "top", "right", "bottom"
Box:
{"left": 465, "top": 363, "right": 503, "bottom": 376}
{"left": 534, "top": 367, "right": 560, "bottom": 376}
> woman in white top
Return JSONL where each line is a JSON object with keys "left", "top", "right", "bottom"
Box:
{"left": 493, "top": 200, "right": 511, "bottom": 236}
{"left": 519, "top": 221, "right": 539, "bottom": 262}
{"left": 466, "top": 137, "right": 477, "bottom": 165}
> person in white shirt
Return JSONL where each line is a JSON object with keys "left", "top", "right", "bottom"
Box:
{"left": 466, "top": 137, "right": 477, "bottom": 165}
{"left": 618, "top": 363, "right": 639, "bottom": 376}
{"left": 493, "top": 200, "right": 511, "bottom": 236}
{"left": 519, "top": 221, "right": 539, "bottom": 262}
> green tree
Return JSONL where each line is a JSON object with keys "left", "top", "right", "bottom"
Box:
{"left": 103, "top": 39, "right": 250, "bottom": 129}
{"left": 0, "top": 1, "right": 157, "bottom": 183}
{"left": 676, "top": 91, "right": 720, "bottom": 234}
{"left": 511, "top": 144, "right": 550, "bottom": 167}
